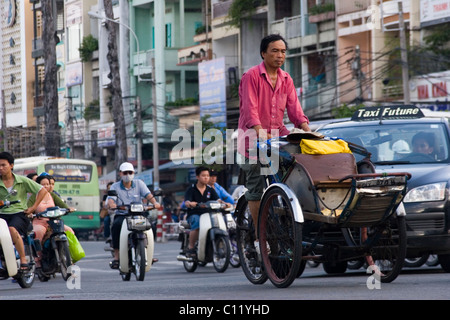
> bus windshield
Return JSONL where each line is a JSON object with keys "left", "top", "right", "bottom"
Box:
{"left": 45, "top": 163, "right": 93, "bottom": 182}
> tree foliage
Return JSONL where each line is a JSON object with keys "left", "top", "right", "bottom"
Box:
{"left": 79, "top": 35, "right": 99, "bottom": 62}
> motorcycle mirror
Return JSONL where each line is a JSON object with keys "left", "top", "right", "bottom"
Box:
{"left": 5, "top": 189, "right": 17, "bottom": 198}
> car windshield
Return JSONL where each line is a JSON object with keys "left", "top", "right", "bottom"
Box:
{"left": 318, "top": 122, "right": 450, "bottom": 165}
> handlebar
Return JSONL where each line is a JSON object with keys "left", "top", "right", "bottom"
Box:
{"left": 113, "top": 203, "right": 155, "bottom": 213}
{"left": 190, "top": 201, "right": 232, "bottom": 211}
{"left": 0, "top": 199, "right": 20, "bottom": 209}
{"left": 34, "top": 206, "right": 73, "bottom": 219}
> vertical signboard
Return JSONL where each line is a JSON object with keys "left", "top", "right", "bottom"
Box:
{"left": 198, "top": 57, "right": 227, "bottom": 128}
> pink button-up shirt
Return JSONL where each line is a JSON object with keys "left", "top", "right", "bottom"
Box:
{"left": 237, "top": 62, "right": 308, "bottom": 157}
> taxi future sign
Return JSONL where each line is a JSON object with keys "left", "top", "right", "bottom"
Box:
{"left": 351, "top": 105, "right": 424, "bottom": 121}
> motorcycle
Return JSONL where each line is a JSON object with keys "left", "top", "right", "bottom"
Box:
{"left": 0, "top": 192, "right": 38, "bottom": 288}
{"left": 177, "top": 201, "right": 231, "bottom": 273}
{"left": 224, "top": 211, "right": 240, "bottom": 268}
{"left": 108, "top": 190, "right": 155, "bottom": 282}
{"left": 34, "top": 206, "right": 74, "bottom": 281}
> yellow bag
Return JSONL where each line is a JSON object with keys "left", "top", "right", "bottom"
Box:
{"left": 300, "top": 139, "right": 352, "bottom": 155}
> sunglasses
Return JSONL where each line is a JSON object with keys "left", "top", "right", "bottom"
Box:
{"left": 122, "top": 171, "right": 134, "bottom": 175}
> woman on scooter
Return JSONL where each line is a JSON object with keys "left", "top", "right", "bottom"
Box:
{"left": 28, "top": 174, "right": 75, "bottom": 266}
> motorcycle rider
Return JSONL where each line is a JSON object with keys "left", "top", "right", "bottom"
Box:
{"left": 0, "top": 152, "right": 48, "bottom": 270}
{"left": 106, "top": 162, "right": 160, "bottom": 269}
{"left": 208, "top": 170, "right": 234, "bottom": 205}
{"left": 184, "top": 166, "right": 231, "bottom": 258}
{"left": 27, "top": 174, "right": 75, "bottom": 268}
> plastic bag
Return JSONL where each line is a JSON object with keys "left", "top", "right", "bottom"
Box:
{"left": 65, "top": 231, "right": 85, "bottom": 263}
{"left": 300, "top": 139, "right": 352, "bottom": 155}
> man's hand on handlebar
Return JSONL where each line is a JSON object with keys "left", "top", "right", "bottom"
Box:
{"left": 185, "top": 201, "right": 197, "bottom": 209}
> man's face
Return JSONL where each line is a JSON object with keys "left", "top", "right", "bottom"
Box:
{"left": 209, "top": 175, "right": 217, "bottom": 185}
{"left": 262, "top": 40, "right": 286, "bottom": 69}
{"left": 413, "top": 138, "right": 434, "bottom": 155}
{"left": 197, "top": 170, "right": 210, "bottom": 185}
{"left": 0, "top": 159, "right": 12, "bottom": 176}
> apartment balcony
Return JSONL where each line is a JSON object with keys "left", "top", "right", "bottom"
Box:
{"left": 303, "top": 83, "right": 337, "bottom": 118}
{"left": 132, "top": 50, "right": 154, "bottom": 80}
{"left": 382, "top": 85, "right": 403, "bottom": 101}
{"left": 177, "top": 43, "right": 212, "bottom": 66}
{"left": 336, "top": 0, "right": 370, "bottom": 15}
{"left": 271, "top": 14, "right": 337, "bottom": 49}
{"left": 32, "top": 38, "right": 43, "bottom": 59}
{"left": 212, "top": 0, "right": 232, "bottom": 20}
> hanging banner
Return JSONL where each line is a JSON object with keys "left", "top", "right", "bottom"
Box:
{"left": 198, "top": 57, "right": 227, "bottom": 128}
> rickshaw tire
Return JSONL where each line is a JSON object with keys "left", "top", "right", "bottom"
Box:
{"left": 258, "top": 186, "right": 303, "bottom": 288}
{"left": 379, "top": 215, "right": 407, "bottom": 283}
{"left": 235, "top": 196, "right": 268, "bottom": 285}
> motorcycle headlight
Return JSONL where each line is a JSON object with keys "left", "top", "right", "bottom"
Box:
{"left": 130, "top": 204, "right": 144, "bottom": 212}
{"left": 44, "top": 208, "right": 61, "bottom": 218}
{"left": 209, "top": 202, "right": 221, "bottom": 210}
{"left": 403, "top": 182, "right": 446, "bottom": 203}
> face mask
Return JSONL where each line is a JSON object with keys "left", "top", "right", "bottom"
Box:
{"left": 122, "top": 173, "right": 134, "bottom": 183}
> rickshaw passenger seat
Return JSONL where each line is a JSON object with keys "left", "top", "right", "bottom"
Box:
{"left": 293, "top": 153, "right": 357, "bottom": 187}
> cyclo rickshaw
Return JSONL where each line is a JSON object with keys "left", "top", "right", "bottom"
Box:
{"left": 235, "top": 130, "right": 410, "bottom": 288}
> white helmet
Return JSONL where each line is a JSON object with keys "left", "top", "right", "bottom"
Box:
{"left": 392, "top": 140, "right": 410, "bottom": 154}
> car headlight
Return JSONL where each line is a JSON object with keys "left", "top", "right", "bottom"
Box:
{"left": 403, "top": 182, "right": 447, "bottom": 203}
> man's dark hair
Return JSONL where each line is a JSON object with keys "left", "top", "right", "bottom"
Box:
{"left": 412, "top": 132, "right": 435, "bottom": 148}
{"left": 0, "top": 152, "right": 14, "bottom": 165}
{"left": 195, "top": 166, "right": 210, "bottom": 176}
{"left": 27, "top": 172, "right": 38, "bottom": 179}
{"left": 260, "top": 34, "right": 288, "bottom": 59}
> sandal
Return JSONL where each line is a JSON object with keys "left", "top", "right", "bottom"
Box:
{"left": 152, "top": 258, "right": 158, "bottom": 264}
{"left": 109, "top": 260, "right": 119, "bottom": 269}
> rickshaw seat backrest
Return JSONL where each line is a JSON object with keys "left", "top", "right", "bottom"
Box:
{"left": 293, "top": 153, "right": 357, "bottom": 186}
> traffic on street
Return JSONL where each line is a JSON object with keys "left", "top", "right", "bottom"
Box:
{"left": 1, "top": 240, "right": 447, "bottom": 303}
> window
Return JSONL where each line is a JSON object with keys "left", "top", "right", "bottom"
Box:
{"left": 67, "top": 25, "right": 81, "bottom": 61}
{"left": 166, "top": 23, "right": 172, "bottom": 47}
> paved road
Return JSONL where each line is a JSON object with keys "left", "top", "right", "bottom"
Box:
{"left": 1, "top": 239, "right": 449, "bottom": 308}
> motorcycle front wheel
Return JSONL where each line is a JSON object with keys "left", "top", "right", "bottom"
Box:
{"left": 213, "top": 234, "right": 230, "bottom": 273}
{"left": 134, "top": 239, "right": 147, "bottom": 281}
{"left": 58, "top": 241, "right": 72, "bottom": 281}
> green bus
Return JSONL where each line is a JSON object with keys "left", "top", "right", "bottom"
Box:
{"left": 13, "top": 157, "right": 101, "bottom": 234}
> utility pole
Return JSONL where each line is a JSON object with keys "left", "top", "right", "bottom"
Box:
{"left": 68, "top": 97, "right": 74, "bottom": 158}
{"left": 352, "top": 45, "right": 363, "bottom": 103}
{"left": 136, "top": 96, "right": 142, "bottom": 173}
{"left": 151, "top": 58, "right": 159, "bottom": 190}
{"left": 1, "top": 90, "right": 7, "bottom": 151}
{"left": 398, "top": 2, "right": 410, "bottom": 104}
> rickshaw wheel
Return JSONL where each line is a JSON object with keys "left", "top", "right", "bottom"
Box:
{"left": 363, "top": 215, "right": 407, "bottom": 283}
{"left": 258, "top": 186, "right": 303, "bottom": 288}
{"left": 236, "top": 196, "right": 268, "bottom": 285}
